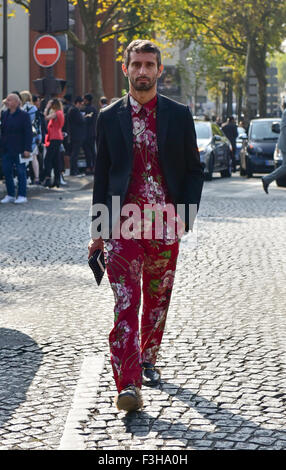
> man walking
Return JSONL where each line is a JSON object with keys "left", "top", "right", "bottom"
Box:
{"left": 221, "top": 116, "right": 238, "bottom": 172}
{"left": 82, "top": 93, "right": 97, "bottom": 174}
{"left": 88, "top": 40, "right": 204, "bottom": 412}
{"left": 0, "top": 93, "right": 32, "bottom": 204}
{"left": 67, "top": 96, "right": 85, "bottom": 175}
{"left": 262, "top": 102, "right": 286, "bottom": 193}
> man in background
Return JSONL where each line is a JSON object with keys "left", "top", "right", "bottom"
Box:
{"left": 221, "top": 116, "right": 238, "bottom": 172}
{"left": 0, "top": 93, "right": 32, "bottom": 204}
{"left": 67, "top": 96, "right": 85, "bottom": 176}
{"left": 82, "top": 93, "right": 97, "bottom": 175}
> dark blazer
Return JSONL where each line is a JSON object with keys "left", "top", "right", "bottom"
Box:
{"left": 82, "top": 104, "right": 98, "bottom": 139}
{"left": 67, "top": 106, "right": 86, "bottom": 142}
{"left": 0, "top": 108, "right": 33, "bottom": 155}
{"left": 92, "top": 93, "right": 204, "bottom": 236}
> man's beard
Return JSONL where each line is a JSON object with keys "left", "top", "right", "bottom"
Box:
{"left": 130, "top": 76, "right": 157, "bottom": 91}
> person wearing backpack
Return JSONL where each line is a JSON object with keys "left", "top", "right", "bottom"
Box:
{"left": 20, "top": 90, "right": 42, "bottom": 185}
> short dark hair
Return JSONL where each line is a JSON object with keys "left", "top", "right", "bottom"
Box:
{"left": 99, "top": 96, "right": 108, "bottom": 105}
{"left": 123, "top": 39, "right": 161, "bottom": 68}
{"left": 84, "top": 93, "right": 93, "bottom": 103}
{"left": 64, "top": 93, "right": 72, "bottom": 102}
{"left": 75, "top": 96, "right": 83, "bottom": 104}
{"left": 32, "top": 94, "right": 39, "bottom": 103}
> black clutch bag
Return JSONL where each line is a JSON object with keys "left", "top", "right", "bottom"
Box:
{"left": 88, "top": 249, "right": 105, "bottom": 286}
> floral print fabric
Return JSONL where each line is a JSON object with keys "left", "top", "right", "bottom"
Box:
{"left": 105, "top": 94, "right": 180, "bottom": 393}
{"left": 125, "top": 94, "right": 171, "bottom": 208}
{"left": 106, "top": 237, "right": 179, "bottom": 392}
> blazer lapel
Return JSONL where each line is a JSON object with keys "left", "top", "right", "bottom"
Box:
{"left": 117, "top": 94, "right": 133, "bottom": 164}
{"left": 157, "top": 94, "right": 170, "bottom": 159}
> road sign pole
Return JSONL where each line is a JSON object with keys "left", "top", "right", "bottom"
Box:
{"left": 2, "top": 0, "right": 8, "bottom": 99}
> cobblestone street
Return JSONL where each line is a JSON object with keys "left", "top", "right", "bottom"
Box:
{"left": 1, "top": 174, "right": 286, "bottom": 451}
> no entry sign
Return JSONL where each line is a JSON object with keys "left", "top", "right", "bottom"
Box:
{"left": 33, "top": 35, "right": 61, "bottom": 68}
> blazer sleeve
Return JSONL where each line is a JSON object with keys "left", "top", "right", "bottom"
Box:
{"left": 182, "top": 107, "right": 204, "bottom": 205}
{"left": 177, "top": 107, "right": 204, "bottom": 231}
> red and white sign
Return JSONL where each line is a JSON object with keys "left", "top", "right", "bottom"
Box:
{"left": 33, "top": 35, "right": 61, "bottom": 68}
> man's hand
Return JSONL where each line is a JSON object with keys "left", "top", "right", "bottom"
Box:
{"left": 23, "top": 151, "right": 31, "bottom": 158}
{"left": 88, "top": 237, "right": 104, "bottom": 259}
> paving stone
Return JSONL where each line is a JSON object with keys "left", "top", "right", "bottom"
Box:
{"left": 2, "top": 177, "right": 286, "bottom": 450}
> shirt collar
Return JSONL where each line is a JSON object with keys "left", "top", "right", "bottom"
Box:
{"left": 129, "top": 94, "right": 157, "bottom": 114}
{"left": 9, "top": 107, "right": 21, "bottom": 116}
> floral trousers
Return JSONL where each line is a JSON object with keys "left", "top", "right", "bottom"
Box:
{"left": 105, "top": 236, "right": 179, "bottom": 392}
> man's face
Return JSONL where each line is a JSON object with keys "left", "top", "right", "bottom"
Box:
{"left": 5, "top": 94, "right": 20, "bottom": 111}
{"left": 123, "top": 51, "right": 163, "bottom": 92}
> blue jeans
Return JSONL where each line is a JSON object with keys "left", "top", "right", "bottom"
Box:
{"left": 2, "top": 153, "right": 27, "bottom": 197}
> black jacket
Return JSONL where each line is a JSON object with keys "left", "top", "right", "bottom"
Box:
{"left": 67, "top": 105, "right": 85, "bottom": 142}
{"left": 92, "top": 93, "right": 204, "bottom": 236}
{"left": 221, "top": 122, "right": 238, "bottom": 148}
{"left": 82, "top": 104, "right": 97, "bottom": 139}
{"left": 0, "top": 108, "right": 33, "bottom": 155}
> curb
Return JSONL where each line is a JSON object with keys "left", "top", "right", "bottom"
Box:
{"left": 0, "top": 174, "right": 93, "bottom": 198}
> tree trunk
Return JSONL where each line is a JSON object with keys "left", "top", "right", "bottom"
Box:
{"left": 86, "top": 45, "right": 104, "bottom": 106}
{"left": 250, "top": 44, "right": 267, "bottom": 118}
{"left": 236, "top": 82, "right": 243, "bottom": 122}
{"left": 243, "top": 42, "right": 253, "bottom": 126}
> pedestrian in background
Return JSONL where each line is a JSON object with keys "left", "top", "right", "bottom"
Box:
{"left": 62, "top": 94, "right": 72, "bottom": 159}
{"left": 43, "top": 98, "right": 64, "bottom": 188}
{"left": 221, "top": 116, "right": 238, "bottom": 172}
{"left": 32, "top": 94, "right": 47, "bottom": 182}
{"left": 20, "top": 90, "right": 42, "bottom": 185}
{"left": 0, "top": 93, "right": 32, "bottom": 204}
{"left": 82, "top": 93, "right": 97, "bottom": 175}
{"left": 262, "top": 102, "right": 286, "bottom": 194}
{"left": 67, "top": 96, "right": 85, "bottom": 176}
{"left": 99, "top": 96, "right": 108, "bottom": 109}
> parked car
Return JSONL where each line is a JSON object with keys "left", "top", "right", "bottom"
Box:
{"left": 235, "top": 126, "right": 246, "bottom": 164}
{"left": 239, "top": 118, "right": 281, "bottom": 177}
{"left": 273, "top": 143, "right": 286, "bottom": 187}
{"left": 194, "top": 120, "right": 232, "bottom": 181}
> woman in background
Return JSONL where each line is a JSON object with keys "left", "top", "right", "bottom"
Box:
{"left": 43, "top": 98, "right": 64, "bottom": 187}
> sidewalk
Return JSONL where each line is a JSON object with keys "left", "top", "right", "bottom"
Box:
{"left": 0, "top": 173, "right": 93, "bottom": 199}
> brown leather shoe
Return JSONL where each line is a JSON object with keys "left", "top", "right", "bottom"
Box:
{"left": 115, "top": 385, "right": 143, "bottom": 412}
{"left": 142, "top": 362, "right": 161, "bottom": 386}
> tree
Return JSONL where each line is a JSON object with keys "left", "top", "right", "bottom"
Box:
{"left": 271, "top": 51, "right": 286, "bottom": 95}
{"left": 13, "top": 0, "right": 155, "bottom": 102}
{"left": 154, "top": 0, "right": 286, "bottom": 120}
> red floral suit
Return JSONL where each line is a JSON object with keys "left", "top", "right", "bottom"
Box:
{"left": 105, "top": 94, "right": 180, "bottom": 392}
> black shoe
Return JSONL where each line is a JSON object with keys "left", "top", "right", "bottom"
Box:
{"left": 51, "top": 178, "right": 60, "bottom": 188}
{"left": 115, "top": 385, "right": 143, "bottom": 412}
{"left": 262, "top": 177, "right": 269, "bottom": 194}
{"left": 43, "top": 177, "right": 52, "bottom": 188}
{"left": 142, "top": 362, "right": 161, "bottom": 386}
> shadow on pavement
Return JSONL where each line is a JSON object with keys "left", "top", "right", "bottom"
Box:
{"left": 0, "top": 328, "right": 43, "bottom": 428}
{"left": 122, "top": 381, "right": 286, "bottom": 449}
